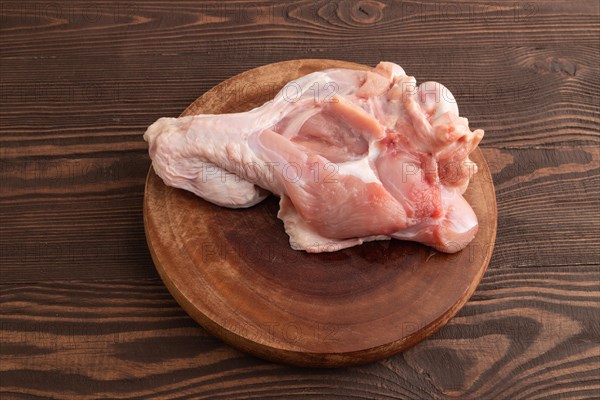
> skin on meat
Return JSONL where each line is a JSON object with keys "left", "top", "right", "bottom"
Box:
{"left": 144, "top": 62, "right": 484, "bottom": 253}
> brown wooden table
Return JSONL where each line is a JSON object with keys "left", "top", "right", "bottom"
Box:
{"left": 1, "top": 1, "right": 599, "bottom": 398}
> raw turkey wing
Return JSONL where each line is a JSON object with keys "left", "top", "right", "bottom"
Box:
{"left": 144, "top": 62, "right": 484, "bottom": 253}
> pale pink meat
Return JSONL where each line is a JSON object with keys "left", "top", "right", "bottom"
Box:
{"left": 144, "top": 62, "right": 484, "bottom": 253}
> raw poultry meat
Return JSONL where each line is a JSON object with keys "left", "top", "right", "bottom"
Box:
{"left": 144, "top": 62, "right": 484, "bottom": 253}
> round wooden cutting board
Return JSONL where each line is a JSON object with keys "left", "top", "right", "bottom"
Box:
{"left": 143, "top": 59, "right": 498, "bottom": 367}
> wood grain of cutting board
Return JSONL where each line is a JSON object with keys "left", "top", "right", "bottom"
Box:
{"left": 143, "top": 59, "right": 498, "bottom": 367}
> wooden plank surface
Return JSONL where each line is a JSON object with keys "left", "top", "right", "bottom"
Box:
{"left": 1, "top": 0, "right": 599, "bottom": 398}
{"left": 1, "top": 271, "right": 598, "bottom": 399}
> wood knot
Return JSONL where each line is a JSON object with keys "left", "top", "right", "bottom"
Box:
{"left": 534, "top": 57, "right": 577, "bottom": 76}
{"left": 549, "top": 58, "right": 577, "bottom": 76}
{"left": 350, "top": 0, "right": 384, "bottom": 25}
